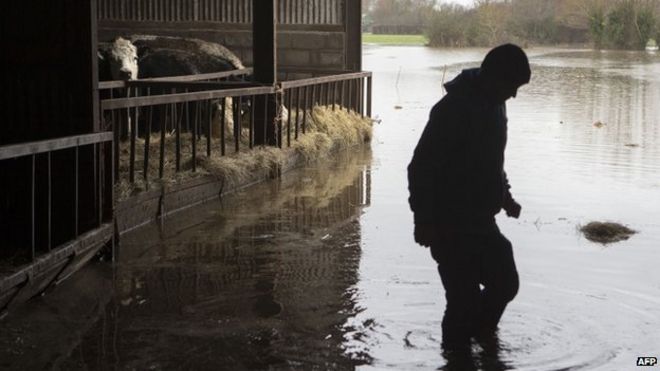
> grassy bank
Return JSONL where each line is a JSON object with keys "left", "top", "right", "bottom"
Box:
{"left": 362, "top": 33, "right": 428, "bottom": 46}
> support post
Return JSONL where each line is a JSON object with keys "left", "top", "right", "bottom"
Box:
{"left": 345, "top": 0, "right": 362, "bottom": 72}
{"left": 253, "top": 0, "right": 278, "bottom": 146}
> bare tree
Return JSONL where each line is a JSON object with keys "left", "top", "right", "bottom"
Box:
{"left": 475, "top": 0, "right": 512, "bottom": 44}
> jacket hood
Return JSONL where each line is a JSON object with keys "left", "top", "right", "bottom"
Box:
{"left": 444, "top": 68, "right": 480, "bottom": 96}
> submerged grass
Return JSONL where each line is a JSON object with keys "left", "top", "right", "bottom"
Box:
{"left": 580, "top": 221, "right": 637, "bottom": 244}
{"left": 115, "top": 106, "right": 372, "bottom": 201}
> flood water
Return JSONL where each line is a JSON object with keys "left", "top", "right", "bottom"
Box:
{"left": 354, "top": 46, "right": 660, "bottom": 370}
{"left": 3, "top": 46, "right": 660, "bottom": 370}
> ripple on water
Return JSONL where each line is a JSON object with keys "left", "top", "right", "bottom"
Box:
{"left": 500, "top": 305, "right": 619, "bottom": 371}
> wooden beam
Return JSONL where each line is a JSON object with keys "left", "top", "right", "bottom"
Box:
{"left": 280, "top": 71, "right": 372, "bottom": 89}
{"left": 345, "top": 0, "right": 362, "bottom": 72}
{"left": 101, "top": 86, "right": 275, "bottom": 110}
{"left": 90, "top": 0, "right": 100, "bottom": 133}
{"left": 252, "top": 0, "right": 277, "bottom": 84}
{"left": 0, "top": 133, "right": 113, "bottom": 161}
{"left": 252, "top": 0, "right": 278, "bottom": 146}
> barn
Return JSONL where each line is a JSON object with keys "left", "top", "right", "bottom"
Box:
{"left": 0, "top": 0, "right": 371, "bottom": 317}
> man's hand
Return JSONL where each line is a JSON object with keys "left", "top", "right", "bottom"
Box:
{"left": 503, "top": 198, "right": 522, "bottom": 219}
{"left": 414, "top": 224, "right": 438, "bottom": 247}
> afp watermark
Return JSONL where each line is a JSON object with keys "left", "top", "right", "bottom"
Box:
{"left": 637, "top": 357, "right": 658, "bottom": 367}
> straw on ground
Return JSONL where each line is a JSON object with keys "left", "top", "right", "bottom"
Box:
{"left": 115, "top": 106, "right": 373, "bottom": 200}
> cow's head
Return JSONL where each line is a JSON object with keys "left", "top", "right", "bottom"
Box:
{"left": 108, "top": 37, "right": 138, "bottom": 80}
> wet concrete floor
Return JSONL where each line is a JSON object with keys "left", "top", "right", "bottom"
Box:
{"left": 1, "top": 149, "right": 373, "bottom": 370}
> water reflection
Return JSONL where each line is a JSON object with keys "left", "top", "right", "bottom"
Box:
{"left": 518, "top": 51, "right": 660, "bottom": 190}
{"left": 440, "top": 336, "right": 512, "bottom": 371}
{"left": 59, "top": 149, "right": 372, "bottom": 370}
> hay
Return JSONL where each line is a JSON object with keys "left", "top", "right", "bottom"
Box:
{"left": 290, "top": 106, "right": 372, "bottom": 161}
{"left": 580, "top": 221, "right": 637, "bottom": 244}
{"left": 115, "top": 106, "right": 372, "bottom": 201}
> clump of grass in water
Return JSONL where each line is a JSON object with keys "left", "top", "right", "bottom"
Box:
{"left": 115, "top": 106, "right": 373, "bottom": 201}
{"left": 580, "top": 222, "right": 637, "bottom": 244}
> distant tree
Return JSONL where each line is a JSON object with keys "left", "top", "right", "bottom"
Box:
{"left": 634, "top": 4, "right": 656, "bottom": 48}
{"left": 475, "top": 0, "right": 512, "bottom": 45}
{"left": 423, "top": 0, "right": 656, "bottom": 49}
{"left": 606, "top": 0, "right": 637, "bottom": 48}
{"left": 363, "top": 0, "right": 376, "bottom": 14}
{"left": 587, "top": 1, "right": 608, "bottom": 48}
{"left": 597, "top": 0, "right": 657, "bottom": 49}
{"left": 508, "top": 0, "right": 559, "bottom": 44}
{"left": 425, "top": 4, "right": 477, "bottom": 46}
{"left": 371, "top": 0, "right": 436, "bottom": 27}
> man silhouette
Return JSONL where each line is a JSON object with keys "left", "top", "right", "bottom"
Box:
{"left": 407, "top": 44, "right": 531, "bottom": 352}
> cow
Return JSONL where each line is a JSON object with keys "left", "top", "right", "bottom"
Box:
{"left": 98, "top": 36, "right": 246, "bottom": 139}
{"left": 132, "top": 35, "right": 247, "bottom": 139}
{"left": 98, "top": 37, "right": 138, "bottom": 81}
{"left": 128, "top": 34, "right": 245, "bottom": 77}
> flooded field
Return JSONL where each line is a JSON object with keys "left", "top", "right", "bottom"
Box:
{"left": 356, "top": 46, "right": 660, "bottom": 370}
{"left": 2, "top": 46, "right": 660, "bottom": 370}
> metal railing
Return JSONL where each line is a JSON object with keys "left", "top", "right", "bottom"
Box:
{"left": 280, "top": 71, "right": 372, "bottom": 147}
{"left": 100, "top": 70, "right": 372, "bottom": 187}
{"left": 0, "top": 132, "right": 113, "bottom": 267}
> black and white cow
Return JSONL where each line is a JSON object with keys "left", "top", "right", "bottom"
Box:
{"left": 98, "top": 35, "right": 245, "bottom": 138}
{"left": 98, "top": 37, "right": 139, "bottom": 81}
{"left": 129, "top": 34, "right": 245, "bottom": 78}
{"left": 130, "top": 35, "right": 245, "bottom": 139}
{"left": 98, "top": 35, "right": 243, "bottom": 81}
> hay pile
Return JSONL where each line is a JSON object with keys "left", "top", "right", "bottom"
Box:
{"left": 291, "top": 106, "right": 373, "bottom": 161}
{"left": 115, "top": 106, "right": 372, "bottom": 201}
{"left": 580, "top": 221, "right": 637, "bottom": 244}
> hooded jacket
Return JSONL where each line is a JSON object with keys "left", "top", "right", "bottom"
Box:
{"left": 407, "top": 68, "right": 513, "bottom": 229}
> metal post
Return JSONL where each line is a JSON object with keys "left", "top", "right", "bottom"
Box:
{"left": 295, "top": 87, "right": 301, "bottom": 140}
{"left": 221, "top": 98, "right": 226, "bottom": 156}
{"left": 192, "top": 101, "right": 197, "bottom": 172}
{"left": 286, "top": 89, "right": 292, "bottom": 147}
{"left": 235, "top": 96, "right": 242, "bottom": 153}
{"left": 302, "top": 86, "right": 308, "bottom": 134}
{"left": 97, "top": 143, "right": 102, "bottom": 226}
{"left": 176, "top": 101, "right": 182, "bottom": 172}
{"left": 47, "top": 152, "right": 51, "bottom": 251}
{"left": 359, "top": 77, "right": 364, "bottom": 117}
{"left": 206, "top": 100, "right": 212, "bottom": 157}
{"left": 347, "top": 79, "right": 353, "bottom": 113}
{"left": 31, "top": 155, "right": 35, "bottom": 261}
{"left": 367, "top": 75, "right": 372, "bottom": 117}
{"left": 250, "top": 95, "right": 255, "bottom": 149}
{"left": 159, "top": 104, "right": 166, "bottom": 179}
{"left": 75, "top": 146, "right": 79, "bottom": 237}
{"left": 144, "top": 101, "right": 152, "bottom": 182}
{"left": 332, "top": 82, "right": 337, "bottom": 111}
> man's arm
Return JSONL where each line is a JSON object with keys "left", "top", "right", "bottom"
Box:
{"left": 408, "top": 101, "right": 461, "bottom": 246}
{"left": 502, "top": 170, "right": 521, "bottom": 218}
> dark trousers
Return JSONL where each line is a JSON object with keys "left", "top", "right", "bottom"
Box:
{"left": 430, "top": 229, "right": 519, "bottom": 349}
